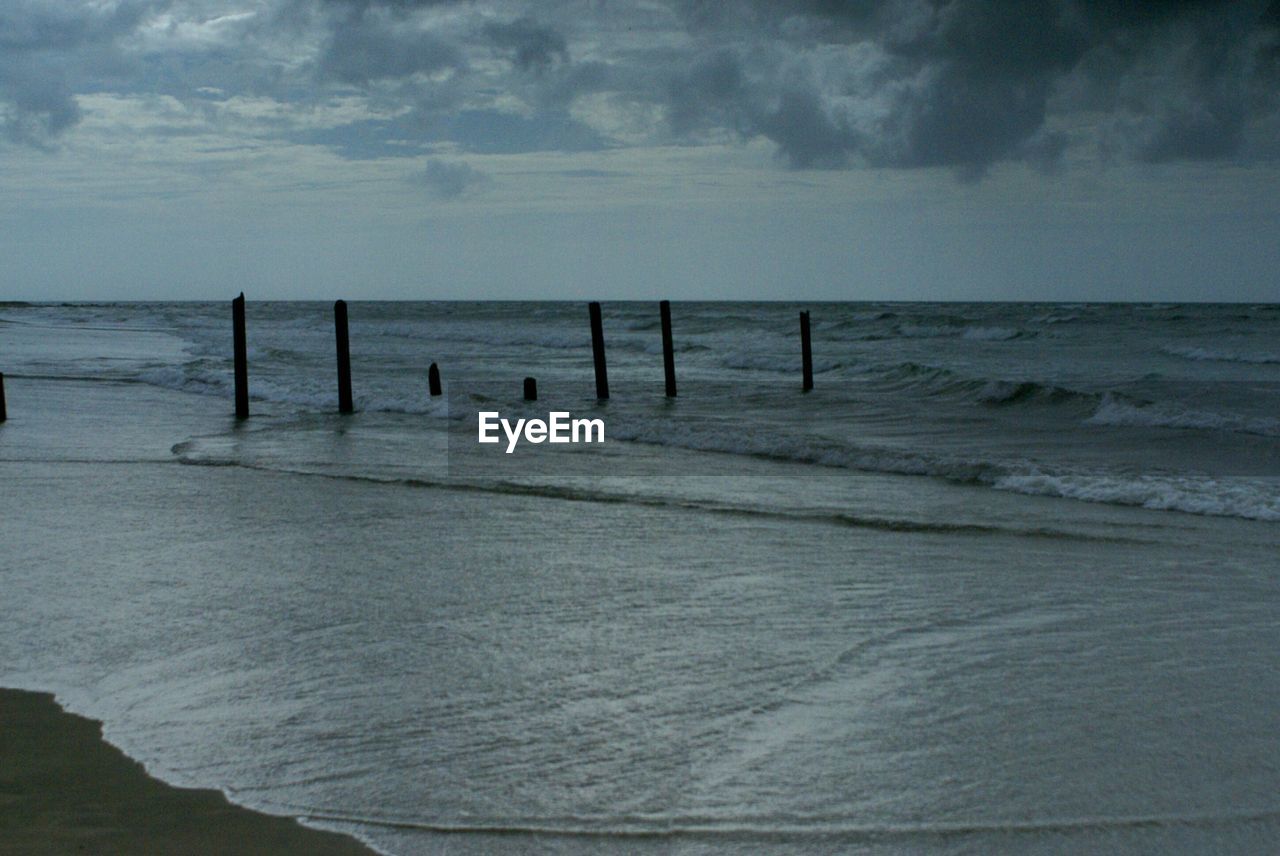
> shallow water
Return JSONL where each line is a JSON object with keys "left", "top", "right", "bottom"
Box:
{"left": 1, "top": 302, "right": 1278, "bottom": 853}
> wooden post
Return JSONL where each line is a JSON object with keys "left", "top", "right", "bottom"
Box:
{"left": 428, "top": 362, "right": 442, "bottom": 397}
{"left": 524, "top": 377, "right": 538, "bottom": 401}
{"left": 589, "top": 301, "right": 609, "bottom": 400}
{"left": 334, "top": 299, "right": 353, "bottom": 414}
{"left": 0, "top": 372, "right": 6, "bottom": 422}
{"left": 800, "top": 310, "right": 814, "bottom": 392}
{"left": 660, "top": 299, "right": 676, "bottom": 398}
{"left": 232, "top": 293, "right": 249, "bottom": 419}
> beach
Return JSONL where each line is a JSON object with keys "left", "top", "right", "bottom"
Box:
{"left": 1, "top": 302, "right": 1279, "bottom": 854}
{"left": 0, "top": 688, "right": 373, "bottom": 855}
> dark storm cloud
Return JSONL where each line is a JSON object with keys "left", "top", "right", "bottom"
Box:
{"left": 295, "top": 0, "right": 1280, "bottom": 173}
{"left": 656, "top": 0, "right": 1280, "bottom": 173}
{"left": 0, "top": 0, "right": 158, "bottom": 145}
{"left": 4, "top": 0, "right": 1279, "bottom": 178}
{"left": 317, "top": 19, "right": 465, "bottom": 84}
{"left": 314, "top": 0, "right": 466, "bottom": 84}
{"left": 417, "top": 158, "right": 487, "bottom": 197}
{"left": 0, "top": 58, "right": 81, "bottom": 147}
{"left": 665, "top": 49, "right": 746, "bottom": 137}
{"left": 481, "top": 18, "right": 568, "bottom": 72}
{"left": 316, "top": 0, "right": 462, "bottom": 11}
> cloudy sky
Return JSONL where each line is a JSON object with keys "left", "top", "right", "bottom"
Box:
{"left": 2, "top": 0, "right": 1278, "bottom": 301}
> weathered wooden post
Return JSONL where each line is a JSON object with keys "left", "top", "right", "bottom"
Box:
{"left": 660, "top": 300, "right": 677, "bottom": 398}
{"left": 0, "top": 372, "right": 6, "bottom": 422}
{"left": 428, "top": 362, "right": 442, "bottom": 397}
{"left": 334, "top": 300, "right": 354, "bottom": 414}
{"left": 524, "top": 377, "right": 538, "bottom": 401}
{"left": 800, "top": 310, "right": 814, "bottom": 392}
{"left": 232, "top": 293, "right": 249, "bottom": 419}
{"left": 588, "top": 301, "right": 609, "bottom": 400}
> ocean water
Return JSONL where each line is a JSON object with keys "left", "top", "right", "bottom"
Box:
{"left": 1, "top": 300, "right": 1279, "bottom": 853}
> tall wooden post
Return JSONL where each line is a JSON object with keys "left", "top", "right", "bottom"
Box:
{"left": 524, "top": 377, "right": 538, "bottom": 401}
{"left": 660, "top": 300, "right": 677, "bottom": 398}
{"left": 232, "top": 293, "right": 249, "bottom": 419}
{"left": 589, "top": 301, "right": 609, "bottom": 400}
{"left": 800, "top": 310, "right": 814, "bottom": 392}
{"left": 428, "top": 362, "right": 442, "bottom": 397}
{"left": 0, "top": 372, "right": 6, "bottom": 422}
{"left": 335, "top": 300, "right": 354, "bottom": 414}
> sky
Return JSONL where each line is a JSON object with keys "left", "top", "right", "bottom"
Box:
{"left": 1, "top": 0, "right": 1278, "bottom": 302}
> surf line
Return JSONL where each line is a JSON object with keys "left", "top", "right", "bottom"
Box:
{"left": 478, "top": 411, "right": 605, "bottom": 454}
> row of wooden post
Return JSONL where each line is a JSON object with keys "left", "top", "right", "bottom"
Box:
{"left": 228, "top": 296, "right": 814, "bottom": 419}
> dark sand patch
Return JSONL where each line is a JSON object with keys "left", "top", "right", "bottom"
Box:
{"left": 0, "top": 688, "right": 375, "bottom": 855}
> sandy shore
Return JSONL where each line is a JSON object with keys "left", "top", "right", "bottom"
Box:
{"left": 0, "top": 688, "right": 376, "bottom": 855}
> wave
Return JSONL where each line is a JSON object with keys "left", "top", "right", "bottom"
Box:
{"left": 1087, "top": 394, "right": 1280, "bottom": 438}
{"left": 136, "top": 364, "right": 451, "bottom": 416}
{"left": 865, "top": 362, "right": 1101, "bottom": 408}
{"left": 820, "top": 311, "right": 898, "bottom": 331}
{"left": 994, "top": 472, "right": 1280, "bottom": 521}
{"left": 411, "top": 325, "right": 590, "bottom": 350}
{"left": 962, "top": 325, "right": 1023, "bottom": 341}
{"left": 170, "top": 437, "right": 1135, "bottom": 541}
{"left": 866, "top": 363, "right": 1274, "bottom": 434}
{"left": 225, "top": 316, "right": 594, "bottom": 352}
{"left": 638, "top": 340, "right": 709, "bottom": 356}
{"left": 893, "top": 324, "right": 1029, "bottom": 341}
{"left": 295, "top": 806, "right": 1280, "bottom": 843}
{"left": 162, "top": 379, "right": 1278, "bottom": 523}
{"left": 1162, "top": 344, "right": 1280, "bottom": 365}
{"left": 1, "top": 371, "right": 162, "bottom": 384}
{"left": 816, "top": 321, "right": 1029, "bottom": 341}
{"left": 975, "top": 380, "right": 1090, "bottom": 406}
{"left": 605, "top": 417, "right": 1279, "bottom": 522}
{"left": 720, "top": 353, "right": 841, "bottom": 374}
{"left": 1030, "top": 313, "right": 1080, "bottom": 325}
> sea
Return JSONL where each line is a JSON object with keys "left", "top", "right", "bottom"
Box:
{"left": 1, "top": 300, "right": 1279, "bottom": 854}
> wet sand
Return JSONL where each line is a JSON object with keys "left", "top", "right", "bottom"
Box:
{"left": 0, "top": 688, "right": 375, "bottom": 855}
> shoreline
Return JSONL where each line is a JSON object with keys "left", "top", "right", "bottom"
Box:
{"left": 0, "top": 687, "right": 377, "bottom": 855}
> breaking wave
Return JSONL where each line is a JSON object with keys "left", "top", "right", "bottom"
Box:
{"left": 1087, "top": 394, "right": 1280, "bottom": 438}
{"left": 1162, "top": 344, "right": 1280, "bottom": 365}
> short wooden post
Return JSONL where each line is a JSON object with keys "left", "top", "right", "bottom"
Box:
{"left": 524, "top": 377, "right": 538, "bottom": 401}
{"left": 0, "top": 372, "right": 7, "bottom": 422}
{"left": 660, "top": 300, "right": 677, "bottom": 398}
{"left": 428, "top": 362, "right": 442, "bottom": 397}
{"left": 800, "top": 310, "right": 813, "bottom": 392}
{"left": 589, "top": 301, "right": 609, "bottom": 400}
{"left": 334, "top": 300, "right": 354, "bottom": 414}
{"left": 232, "top": 293, "right": 249, "bottom": 419}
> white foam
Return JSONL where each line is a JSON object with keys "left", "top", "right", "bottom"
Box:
{"left": 962, "top": 326, "right": 1022, "bottom": 341}
{"left": 891, "top": 324, "right": 1025, "bottom": 341}
{"left": 1087, "top": 395, "right": 1280, "bottom": 438}
{"left": 994, "top": 472, "right": 1280, "bottom": 521}
{"left": 1162, "top": 344, "right": 1280, "bottom": 365}
{"left": 609, "top": 413, "right": 1279, "bottom": 522}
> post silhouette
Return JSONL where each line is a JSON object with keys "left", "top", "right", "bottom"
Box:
{"left": 0, "top": 372, "right": 6, "bottom": 422}
{"left": 428, "top": 362, "right": 442, "bottom": 397}
{"left": 232, "top": 293, "right": 249, "bottom": 419}
{"left": 800, "top": 310, "right": 814, "bottom": 392}
{"left": 589, "top": 301, "right": 609, "bottom": 400}
{"left": 524, "top": 377, "right": 538, "bottom": 401}
{"left": 334, "top": 300, "right": 353, "bottom": 414}
{"left": 660, "top": 300, "right": 677, "bottom": 398}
